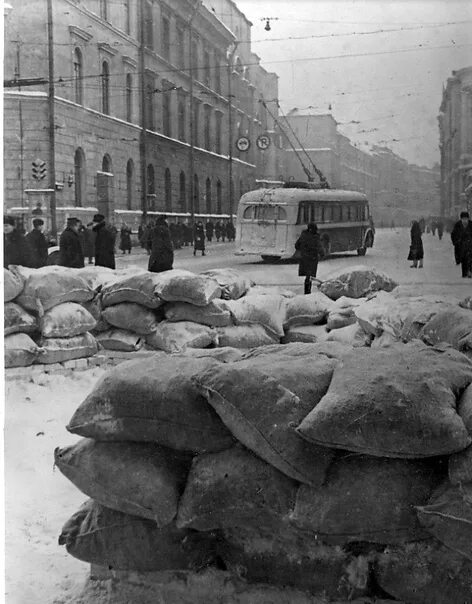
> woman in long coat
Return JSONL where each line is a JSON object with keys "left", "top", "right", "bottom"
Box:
{"left": 295, "top": 222, "right": 323, "bottom": 294}
{"left": 119, "top": 224, "right": 132, "bottom": 254}
{"left": 193, "top": 222, "right": 206, "bottom": 256}
{"left": 148, "top": 216, "right": 174, "bottom": 273}
{"left": 408, "top": 220, "right": 424, "bottom": 268}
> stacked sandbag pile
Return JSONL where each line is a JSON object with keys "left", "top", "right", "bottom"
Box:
{"left": 56, "top": 339, "right": 472, "bottom": 601}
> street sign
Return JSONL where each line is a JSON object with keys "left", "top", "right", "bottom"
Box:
{"left": 236, "top": 136, "right": 250, "bottom": 152}
{"left": 256, "top": 134, "right": 271, "bottom": 150}
{"left": 32, "top": 158, "right": 47, "bottom": 181}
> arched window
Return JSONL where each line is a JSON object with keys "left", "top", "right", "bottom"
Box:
{"left": 206, "top": 177, "right": 212, "bottom": 213}
{"left": 102, "top": 154, "right": 112, "bottom": 173}
{"left": 126, "top": 73, "right": 133, "bottom": 122}
{"left": 165, "top": 168, "right": 172, "bottom": 212}
{"left": 193, "top": 174, "right": 199, "bottom": 214}
{"left": 73, "top": 48, "right": 83, "bottom": 105}
{"left": 101, "top": 60, "right": 110, "bottom": 115}
{"left": 100, "top": 0, "right": 108, "bottom": 21}
{"left": 74, "top": 147, "right": 86, "bottom": 207}
{"left": 144, "top": 1, "right": 153, "bottom": 49}
{"left": 126, "top": 159, "right": 134, "bottom": 210}
{"left": 147, "top": 164, "right": 155, "bottom": 211}
{"left": 124, "top": 0, "right": 131, "bottom": 34}
{"left": 216, "top": 179, "right": 222, "bottom": 214}
{"left": 179, "top": 171, "right": 186, "bottom": 211}
{"left": 178, "top": 101, "right": 186, "bottom": 141}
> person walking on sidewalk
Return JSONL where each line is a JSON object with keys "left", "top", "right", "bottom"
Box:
{"left": 451, "top": 211, "right": 472, "bottom": 278}
{"left": 295, "top": 222, "right": 323, "bottom": 294}
{"left": 193, "top": 221, "right": 206, "bottom": 256}
{"left": 119, "top": 223, "right": 132, "bottom": 254}
{"left": 92, "top": 214, "right": 116, "bottom": 269}
{"left": 408, "top": 220, "right": 424, "bottom": 268}
{"left": 148, "top": 215, "right": 174, "bottom": 273}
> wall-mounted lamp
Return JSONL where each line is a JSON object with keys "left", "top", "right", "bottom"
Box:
{"left": 67, "top": 171, "right": 74, "bottom": 187}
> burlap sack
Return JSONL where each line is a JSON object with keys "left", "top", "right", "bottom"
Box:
{"left": 67, "top": 356, "right": 234, "bottom": 453}
{"left": 146, "top": 321, "right": 215, "bottom": 353}
{"left": 101, "top": 271, "right": 165, "bottom": 308}
{"left": 164, "top": 299, "right": 233, "bottom": 327}
{"left": 216, "top": 324, "right": 279, "bottom": 348}
{"left": 178, "top": 347, "right": 246, "bottom": 363}
{"left": 40, "top": 302, "right": 96, "bottom": 338}
{"left": 38, "top": 332, "right": 98, "bottom": 364}
{"left": 448, "top": 383, "right": 472, "bottom": 484}
{"left": 4, "top": 333, "right": 43, "bottom": 367}
{"left": 421, "top": 306, "right": 472, "bottom": 355}
{"left": 153, "top": 269, "right": 221, "bottom": 306}
{"left": 4, "top": 302, "right": 37, "bottom": 336}
{"left": 54, "top": 439, "right": 190, "bottom": 525}
{"left": 199, "top": 268, "right": 254, "bottom": 300}
{"left": 241, "top": 341, "right": 351, "bottom": 361}
{"left": 284, "top": 292, "right": 334, "bottom": 328}
{"left": 282, "top": 324, "right": 328, "bottom": 344}
{"left": 325, "top": 323, "right": 370, "bottom": 347}
{"left": 96, "top": 329, "right": 143, "bottom": 352}
{"left": 4, "top": 267, "right": 24, "bottom": 301}
{"left": 176, "top": 446, "right": 298, "bottom": 531}
{"left": 320, "top": 266, "right": 397, "bottom": 300}
{"left": 297, "top": 342, "right": 472, "bottom": 458}
{"left": 76, "top": 266, "right": 119, "bottom": 291}
{"left": 82, "top": 295, "right": 110, "bottom": 333}
{"left": 225, "top": 294, "right": 287, "bottom": 339}
{"left": 102, "top": 302, "right": 159, "bottom": 335}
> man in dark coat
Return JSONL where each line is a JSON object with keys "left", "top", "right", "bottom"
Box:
{"left": 119, "top": 223, "right": 132, "bottom": 254}
{"left": 295, "top": 222, "right": 324, "bottom": 294}
{"left": 92, "top": 213, "right": 116, "bottom": 269}
{"left": 215, "top": 220, "right": 222, "bottom": 242}
{"left": 206, "top": 220, "right": 214, "bottom": 242}
{"left": 148, "top": 215, "right": 174, "bottom": 273}
{"left": 226, "top": 221, "right": 236, "bottom": 242}
{"left": 4, "top": 215, "right": 29, "bottom": 268}
{"left": 451, "top": 211, "right": 472, "bottom": 278}
{"left": 25, "top": 218, "right": 49, "bottom": 268}
{"left": 59, "top": 217, "right": 84, "bottom": 268}
{"left": 193, "top": 221, "right": 206, "bottom": 256}
{"left": 408, "top": 220, "right": 424, "bottom": 269}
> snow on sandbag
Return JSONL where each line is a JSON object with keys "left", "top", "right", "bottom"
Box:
{"left": 154, "top": 269, "right": 221, "bottom": 306}
{"left": 4, "top": 267, "right": 24, "bottom": 301}
{"left": 75, "top": 266, "right": 119, "bottom": 291}
{"left": 176, "top": 446, "right": 298, "bottom": 532}
{"left": 219, "top": 527, "right": 371, "bottom": 600}
{"left": 4, "top": 302, "right": 37, "bottom": 336}
{"left": 282, "top": 324, "right": 328, "bottom": 344}
{"left": 245, "top": 284, "right": 296, "bottom": 298}
{"left": 178, "top": 347, "right": 246, "bottom": 363}
{"left": 421, "top": 306, "right": 472, "bottom": 356}
{"left": 370, "top": 332, "right": 399, "bottom": 348}
{"left": 460, "top": 296, "right": 472, "bottom": 310}
{"left": 284, "top": 292, "right": 334, "bottom": 328}
{"left": 326, "top": 296, "right": 364, "bottom": 331}
{"left": 216, "top": 324, "right": 279, "bottom": 348}
{"left": 164, "top": 299, "right": 233, "bottom": 327}
{"left": 4, "top": 333, "right": 43, "bottom": 367}
{"left": 376, "top": 541, "right": 472, "bottom": 604}
{"left": 297, "top": 342, "right": 472, "bottom": 458}
{"left": 416, "top": 482, "right": 472, "bottom": 561}
{"left": 67, "top": 356, "right": 235, "bottom": 453}
{"left": 13, "top": 265, "right": 94, "bottom": 312}
{"left": 40, "top": 302, "right": 96, "bottom": 338}
{"left": 290, "top": 454, "right": 438, "bottom": 544}
{"left": 225, "top": 294, "right": 287, "bottom": 338}
{"left": 199, "top": 268, "right": 254, "bottom": 300}
{"left": 38, "top": 332, "right": 98, "bottom": 364}
{"left": 320, "top": 265, "right": 397, "bottom": 301}
{"left": 102, "top": 302, "right": 159, "bottom": 335}
{"left": 194, "top": 354, "right": 338, "bottom": 486}
{"left": 146, "top": 321, "right": 215, "bottom": 353}
{"left": 100, "top": 270, "right": 165, "bottom": 308}
{"left": 96, "top": 329, "right": 143, "bottom": 352}
{"left": 82, "top": 295, "right": 110, "bottom": 333}
{"left": 448, "top": 383, "right": 472, "bottom": 485}
{"left": 59, "top": 499, "right": 218, "bottom": 572}
{"left": 54, "top": 438, "right": 190, "bottom": 525}
{"left": 325, "top": 323, "right": 371, "bottom": 347}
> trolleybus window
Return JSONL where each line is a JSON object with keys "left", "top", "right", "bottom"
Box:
{"left": 243, "top": 205, "right": 286, "bottom": 221}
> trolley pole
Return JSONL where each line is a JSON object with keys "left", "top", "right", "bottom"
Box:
{"left": 46, "top": 0, "right": 57, "bottom": 238}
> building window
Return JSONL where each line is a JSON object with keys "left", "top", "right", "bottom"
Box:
{"left": 206, "top": 177, "right": 212, "bottom": 213}
{"left": 101, "top": 60, "right": 110, "bottom": 115}
{"left": 193, "top": 101, "right": 200, "bottom": 146}
{"left": 193, "top": 174, "right": 200, "bottom": 213}
{"left": 179, "top": 171, "right": 186, "bottom": 211}
{"left": 126, "top": 159, "right": 134, "bottom": 210}
{"left": 126, "top": 73, "right": 133, "bottom": 122}
{"left": 204, "top": 49, "right": 211, "bottom": 87}
{"left": 74, "top": 147, "right": 85, "bottom": 207}
{"left": 145, "top": 76, "right": 155, "bottom": 130}
{"left": 178, "top": 101, "right": 186, "bottom": 141}
{"left": 177, "top": 27, "right": 185, "bottom": 68}
{"left": 161, "top": 16, "right": 170, "bottom": 60}
{"left": 191, "top": 38, "right": 198, "bottom": 73}
{"left": 163, "top": 90, "right": 171, "bottom": 136}
{"left": 102, "top": 154, "right": 112, "bottom": 173}
{"left": 73, "top": 48, "right": 83, "bottom": 105}
{"left": 124, "top": 0, "right": 131, "bottom": 35}
{"left": 204, "top": 106, "right": 211, "bottom": 150}
{"left": 147, "top": 163, "right": 155, "bottom": 210}
{"left": 100, "top": 0, "right": 108, "bottom": 21}
{"left": 215, "top": 112, "right": 222, "bottom": 154}
{"left": 216, "top": 179, "right": 222, "bottom": 213}
{"left": 144, "top": 1, "right": 153, "bottom": 49}
{"left": 165, "top": 168, "right": 172, "bottom": 211}
{"left": 214, "top": 50, "right": 221, "bottom": 94}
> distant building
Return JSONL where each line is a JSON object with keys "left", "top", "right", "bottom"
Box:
{"left": 438, "top": 66, "right": 472, "bottom": 217}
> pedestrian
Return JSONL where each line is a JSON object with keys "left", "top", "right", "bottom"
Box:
{"left": 206, "top": 220, "right": 214, "bottom": 242}
{"left": 215, "top": 220, "right": 222, "bottom": 242}
{"left": 437, "top": 220, "right": 444, "bottom": 241}
{"left": 143, "top": 221, "right": 153, "bottom": 254}
{"left": 59, "top": 217, "right": 84, "bottom": 268}
{"left": 418, "top": 217, "right": 426, "bottom": 234}
{"left": 221, "top": 221, "right": 226, "bottom": 242}
{"left": 226, "top": 221, "right": 236, "bottom": 242}
{"left": 148, "top": 215, "right": 174, "bottom": 273}
{"left": 451, "top": 211, "right": 472, "bottom": 278}
{"left": 295, "top": 222, "right": 323, "bottom": 294}
{"left": 193, "top": 221, "right": 206, "bottom": 256}
{"left": 4, "top": 215, "right": 29, "bottom": 268}
{"left": 92, "top": 213, "right": 116, "bottom": 269}
{"left": 407, "top": 220, "right": 424, "bottom": 269}
{"left": 169, "top": 222, "right": 182, "bottom": 249}
{"left": 25, "top": 218, "right": 49, "bottom": 268}
{"left": 119, "top": 223, "right": 132, "bottom": 254}
{"left": 79, "top": 223, "right": 95, "bottom": 264}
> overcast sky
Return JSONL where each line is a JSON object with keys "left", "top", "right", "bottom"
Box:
{"left": 237, "top": 0, "right": 472, "bottom": 168}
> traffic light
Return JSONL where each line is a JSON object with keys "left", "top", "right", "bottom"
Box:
{"left": 32, "top": 158, "right": 47, "bottom": 181}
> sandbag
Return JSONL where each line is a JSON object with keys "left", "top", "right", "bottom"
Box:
{"left": 460, "top": 296, "right": 472, "bottom": 310}
{"left": 76, "top": 266, "right": 119, "bottom": 291}
{"left": 82, "top": 295, "right": 110, "bottom": 332}
{"left": 102, "top": 302, "right": 159, "bottom": 335}
{"left": 60, "top": 499, "right": 218, "bottom": 572}
{"left": 376, "top": 541, "right": 472, "bottom": 604}
{"left": 4, "top": 333, "right": 43, "bottom": 367}
{"left": 178, "top": 347, "right": 246, "bottom": 363}
{"left": 326, "top": 296, "right": 364, "bottom": 331}
{"left": 417, "top": 482, "right": 472, "bottom": 561}
{"left": 40, "top": 302, "right": 96, "bottom": 338}
{"left": 226, "top": 294, "right": 287, "bottom": 338}
{"left": 284, "top": 292, "right": 334, "bottom": 328}
{"left": 4, "top": 302, "right": 37, "bottom": 335}
{"left": 246, "top": 285, "right": 296, "bottom": 298}
{"left": 241, "top": 341, "right": 351, "bottom": 362}
{"left": 146, "top": 321, "right": 215, "bottom": 353}
{"left": 370, "top": 331, "right": 399, "bottom": 348}
{"left": 67, "top": 356, "right": 235, "bottom": 453}
{"left": 291, "top": 454, "right": 437, "bottom": 544}
{"left": 325, "top": 323, "right": 370, "bottom": 347}
{"left": 199, "top": 268, "right": 253, "bottom": 300}
{"left": 153, "top": 269, "right": 221, "bottom": 306}
{"left": 4, "top": 267, "right": 24, "bottom": 301}
{"left": 216, "top": 324, "right": 279, "bottom": 348}
{"left": 297, "top": 342, "right": 472, "bottom": 458}
{"left": 281, "top": 324, "right": 328, "bottom": 344}
{"left": 96, "top": 329, "right": 143, "bottom": 352}
{"left": 101, "top": 271, "right": 164, "bottom": 308}
{"left": 38, "top": 332, "right": 98, "bottom": 364}
{"left": 54, "top": 439, "right": 190, "bottom": 525}
{"left": 320, "top": 266, "right": 397, "bottom": 300}
{"left": 194, "top": 356, "right": 337, "bottom": 485}
{"left": 176, "top": 446, "right": 298, "bottom": 531}
{"left": 163, "top": 299, "right": 233, "bottom": 327}
{"left": 449, "top": 384, "right": 472, "bottom": 484}
{"left": 14, "top": 265, "right": 94, "bottom": 312}
{"left": 219, "top": 526, "right": 371, "bottom": 599}
{"left": 421, "top": 306, "right": 472, "bottom": 355}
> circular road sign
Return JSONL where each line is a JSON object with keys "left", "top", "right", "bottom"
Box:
{"left": 236, "top": 136, "right": 251, "bottom": 152}
{"left": 256, "top": 134, "right": 271, "bottom": 150}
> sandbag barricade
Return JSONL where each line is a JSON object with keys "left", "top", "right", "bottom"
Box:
{"left": 216, "top": 324, "right": 278, "bottom": 348}
{"left": 281, "top": 324, "right": 328, "bottom": 344}
{"left": 40, "top": 302, "right": 96, "bottom": 338}
{"left": 421, "top": 306, "right": 472, "bottom": 356}
{"left": 146, "top": 321, "right": 216, "bottom": 353}
{"left": 4, "top": 333, "right": 43, "bottom": 367}
{"left": 319, "top": 265, "right": 397, "bottom": 300}
{"left": 163, "top": 299, "right": 233, "bottom": 327}
{"left": 38, "top": 332, "right": 98, "bottom": 364}
{"left": 95, "top": 329, "right": 143, "bottom": 352}
{"left": 225, "top": 294, "right": 287, "bottom": 339}
{"left": 199, "top": 268, "right": 254, "bottom": 300}
{"left": 4, "top": 302, "right": 37, "bottom": 336}
{"left": 284, "top": 292, "right": 334, "bottom": 328}
{"left": 4, "top": 267, "right": 24, "bottom": 302}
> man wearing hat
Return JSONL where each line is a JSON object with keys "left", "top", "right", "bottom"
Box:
{"left": 4, "top": 215, "right": 29, "bottom": 268}
{"left": 451, "top": 211, "right": 472, "bottom": 278}
{"left": 92, "top": 213, "right": 116, "bottom": 269}
{"left": 25, "top": 218, "right": 49, "bottom": 268}
{"left": 59, "top": 217, "right": 84, "bottom": 268}
{"left": 148, "top": 215, "right": 174, "bottom": 273}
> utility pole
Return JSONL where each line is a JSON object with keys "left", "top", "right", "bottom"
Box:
{"left": 187, "top": 1, "right": 201, "bottom": 228}
{"left": 138, "top": 0, "right": 147, "bottom": 221}
{"left": 227, "top": 42, "right": 239, "bottom": 223}
{"left": 46, "top": 0, "right": 57, "bottom": 237}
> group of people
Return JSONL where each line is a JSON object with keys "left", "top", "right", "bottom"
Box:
{"left": 3, "top": 216, "right": 49, "bottom": 268}
{"left": 58, "top": 214, "right": 117, "bottom": 269}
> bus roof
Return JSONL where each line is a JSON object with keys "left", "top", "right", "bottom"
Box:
{"left": 239, "top": 188, "right": 369, "bottom": 204}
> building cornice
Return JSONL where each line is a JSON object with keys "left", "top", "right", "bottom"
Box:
{"left": 68, "top": 25, "right": 93, "bottom": 42}
{"left": 98, "top": 42, "right": 118, "bottom": 57}
{"left": 122, "top": 55, "right": 137, "bottom": 69}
